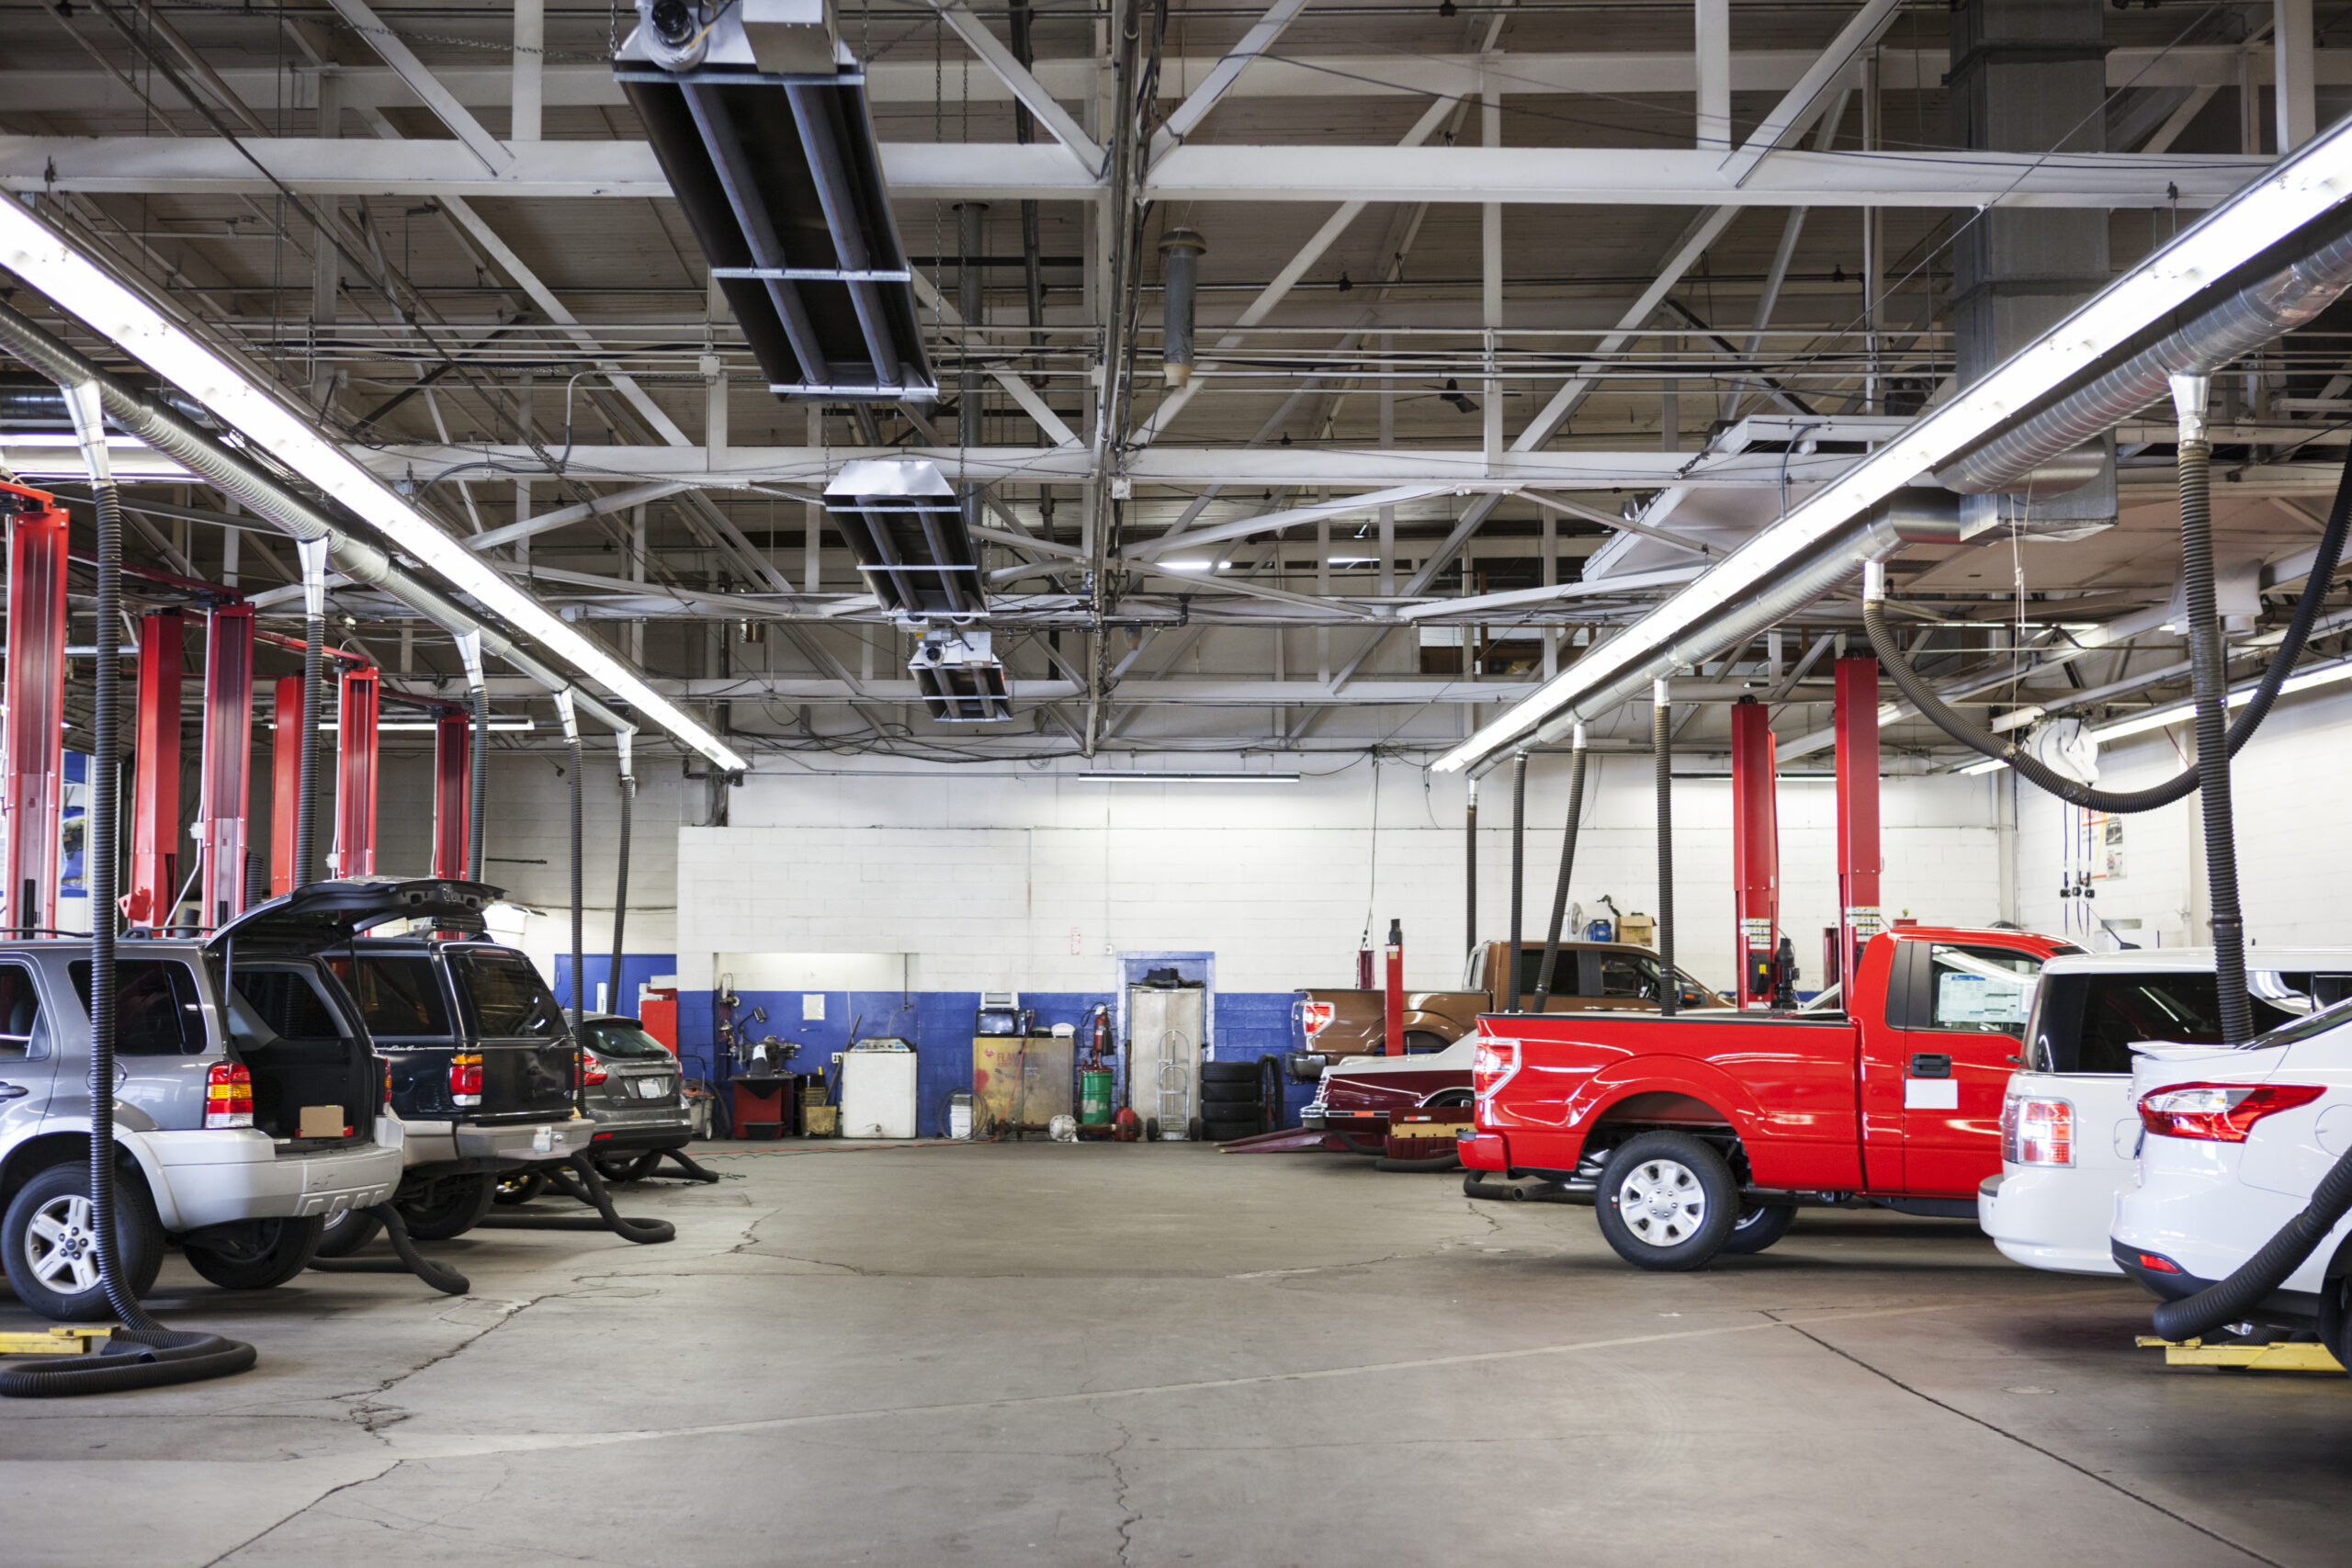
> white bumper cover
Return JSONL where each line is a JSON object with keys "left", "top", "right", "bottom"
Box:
{"left": 1978, "top": 1166, "right": 2125, "bottom": 1276}
{"left": 129, "top": 1117, "right": 405, "bottom": 1233}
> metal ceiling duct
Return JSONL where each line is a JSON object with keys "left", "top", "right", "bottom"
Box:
{"left": 910, "top": 628, "right": 1012, "bottom": 723}
{"left": 617, "top": 0, "right": 935, "bottom": 402}
{"left": 823, "top": 458, "right": 984, "bottom": 619}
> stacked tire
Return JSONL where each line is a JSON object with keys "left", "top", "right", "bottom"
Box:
{"left": 1201, "top": 1059, "right": 1269, "bottom": 1143}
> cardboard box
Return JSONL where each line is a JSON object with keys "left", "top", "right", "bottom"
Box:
{"left": 299, "top": 1105, "right": 344, "bottom": 1139}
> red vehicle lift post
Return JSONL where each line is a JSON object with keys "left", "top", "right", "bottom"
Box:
{"left": 1383, "top": 918, "right": 1405, "bottom": 1056}
{"left": 125, "top": 610, "right": 185, "bottom": 928}
{"left": 331, "top": 667, "right": 379, "bottom": 877}
{"left": 2, "top": 483, "right": 69, "bottom": 935}
{"left": 1834, "top": 657, "right": 1883, "bottom": 990}
{"left": 269, "top": 675, "right": 303, "bottom": 897}
{"left": 197, "top": 605, "right": 254, "bottom": 928}
{"left": 432, "top": 707, "right": 471, "bottom": 879}
{"left": 1729, "top": 699, "right": 1781, "bottom": 1009}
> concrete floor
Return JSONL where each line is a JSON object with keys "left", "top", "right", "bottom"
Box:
{"left": 3, "top": 1142, "right": 2348, "bottom": 1567}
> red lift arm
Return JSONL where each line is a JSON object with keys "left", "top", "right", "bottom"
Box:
{"left": 269, "top": 674, "right": 302, "bottom": 897}
{"left": 198, "top": 605, "right": 254, "bottom": 929}
{"left": 332, "top": 667, "right": 379, "bottom": 877}
{"left": 2, "top": 484, "right": 68, "bottom": 935}
{"left": 125, "top": 611, "right": 185, "bottom": 928}
{"left": 432, "top": 709, "right": 471, "bottom": 879}
{"left": 1834, "top": 657, "right": 1883, "bottom": 990}
{"left": 1730, "top": 700, "right": 1780, "bottom": 1009}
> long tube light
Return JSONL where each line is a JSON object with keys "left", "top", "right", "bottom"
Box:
{"left": 1432, "top": 121, "right": 2352, "bottom": 775}
{"left": 1956, "top": 655, "right": 2352, "bottom": 773}
{"left": 0, "top": 200, "right": 751, "bottom": 773}
{"left": 1077, "top": 770, "right": 1302, "bottom": 784}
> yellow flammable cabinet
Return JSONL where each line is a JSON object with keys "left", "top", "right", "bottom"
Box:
{"left": 972, "top": 1034, "right": 1074, "bottom": 1136}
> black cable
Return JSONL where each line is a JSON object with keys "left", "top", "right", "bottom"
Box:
{"left": 1862, "top": 439, "right": 2352, "bottom": 814}
{"left": 1655, "top": 691, "right": 1676, "bottom": 1020}
{"left": 1506, "top": 749, "right": 1527, "bottom": 1011}
{"left": 1532, "top": 739, "right": 1588, "bottom": 1012}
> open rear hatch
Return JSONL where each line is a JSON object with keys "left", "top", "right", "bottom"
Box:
{"left": 207, "top": 877, "right": 499, "bottom": 955}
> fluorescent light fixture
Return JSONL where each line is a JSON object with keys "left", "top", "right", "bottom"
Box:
{"left": 315, "top": 717, "right": 536, "bottom": 733}
{"left": 1957, "top": 655, "right": 2352, "bottom": 762}
{"left": 1432, "top": 119, "right": 2352, "bottom": 775}
{"left": 1078, "top": 770, "right": 1303, "bottom": 784}
{"left": 0, "top": 199, "right": 750, "bottom": 773}
{"left": 1959, "top": 756, "right": 2008, "bottom": 776}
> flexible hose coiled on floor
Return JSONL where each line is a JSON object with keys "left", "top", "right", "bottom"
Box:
{"left": 1374, "top": 1153, "right": 1464, "bottom": 1173}
{"left": 1506, "top": 749, "right": 1528, "bottom": 1010}
{"left": 467, "top": 684, "right": 488, "bottom": 883}
{"left": 294, "top": 609, "right": 322, "bottom": 889}
{"left": 1531, "top": 737, "right": 1589, "bottom": 1012}
{"left": 1864, "top": 442, "right": 2352, "bottom": 816}
{"left": 473, "top": 1155, "right": 676, "bottom": 1244}
{"left": 302, "top": 1203, "right": 470, "bottom": 1295}
{"left": 1655, "top": 692, "right": 1676, "bottom": 1019}
{"left": 2153, "top": 1143, "right": 2352, "bottom": 1342}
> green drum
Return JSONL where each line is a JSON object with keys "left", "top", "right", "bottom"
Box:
{"left": 1079, "top": 1067, "right": 1114, "bottom": 1126}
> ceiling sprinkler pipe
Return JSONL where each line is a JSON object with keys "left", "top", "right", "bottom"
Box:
{"left": 1159, "top": 229, "right": 1206, "bottom": 388}
{"left": 1939, "top": 218, "right": 2352, "bottom": 495}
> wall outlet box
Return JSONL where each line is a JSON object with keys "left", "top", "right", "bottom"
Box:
{"left": 831, "top": 1052, "right": 844, "bottom": 1065}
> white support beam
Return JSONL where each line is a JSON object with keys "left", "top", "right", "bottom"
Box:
{"left": 2278, "top": 0, "right": 2318, "bottom": 152}
{"left": 924, "top": 0, "right": 1105, "bottom": 171}
{"left": 1149, "top": 0, "right": 1316, "bottom": 163}
{"left": 466, "top": 481, "right": 692, "bottom": 552}
{"left": 907, "top": 270, "right": 1081, "bottom": 448}
{"left": 512, "top": 0, "right": 544, "bottom": 143}
{"left": 1125, "top": 485, "right": 1461, "bottom": 559}
{"left": 1720, "top": 0, "right": 1898, "bottom": 184}
{"left": 324, "top": 0, "right": 513, "bottom": 172}
{"left": 1695, "top": 0, "right": 1731, "bottom": 154}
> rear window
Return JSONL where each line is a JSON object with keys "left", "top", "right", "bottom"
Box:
{"left": 71, "top": 959, "right": 205, "bottom": 1055}
{"left": 580, "top": 1019, "right": 673, "bottom": 1060}
{"left": 2030, "top": 971, "right": 2308, "bottom": 1072}
{"left": 232, "top": 969, "right": 348, "bottom": 1043}
{"left": 331, "top": 955, "right": 452, "bottom": 1039}
{"left": 0, "top": 964, "right": 43, "bottom": 1060}
{"left": 455, "top": 950, "right": 569, "bottom": 1039}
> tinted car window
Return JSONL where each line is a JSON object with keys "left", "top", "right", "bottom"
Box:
{"left": 580, "top": 1020, "right": 673, "bottom": 1060}
{"left": 331, "top": 955, "right": 452, "bottom": 1038}
{"left": 2033, "top": 971, "right": 2301, "bottom": 1073}
{"left": 71, "top": 959, "right": 205, "bottom": 1055}
{"left": 1512, "top": 947, "right": 1579, "bottom": 997}
{"left": 232, "top": 969, "right": 346, "bottom": 1043}
{"left": 0, "top": 964, "right": 42, "bottom": 1060}
{"left": 456, "top": 951, "right": 568, "bottom": 1038}
{"left": 1598, "top": 953, "right": 1664, "bottom": 1001}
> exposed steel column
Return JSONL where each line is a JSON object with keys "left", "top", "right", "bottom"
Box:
{"left": 269, "top": 674, "right": 303, "bottom": 897}
{"left": 2, "top": 488, "right": 69, "bottom": 935}
{"left": 197, "top": 605, "right": 254, "bottom": 929}
{"left": 1730, "top": 699, "right": 1780, "bottom": 1009}
{"left": 1834, "top": 656, "right": 1883, "bottom": 990}
{"left": 332, "top": 667, "right": 379, "bottom": 878}
{"left": 125, "top": 610, "right": 185, "bottom": 928}
{"left": 432, "top": 709, "right": 471, "bottom": 880}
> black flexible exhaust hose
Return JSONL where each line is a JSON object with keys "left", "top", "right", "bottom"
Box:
{"left": 1655, "top": 692, "right": 1676, "bottom": 1019}
{"left": 2176, "top": 433, "right": 2253, "bottom": 1042}
{"left": 467, "top": 683, "right": 488, "bottom": 882}
{"left": 609, "top": 770, "right": 633, "bottom": 1015}
{"left": 658, "top": 1147, "right": 722, "bottom": 1184}
{"left": 303, "top": 1203, "right": 470, "bottom": 1295}
{"left": 1532, "top": 740, "right": 1589, "bottom": 1012}
{"left": 1507, "top": 750, "right": 1528, "bottom": 1010}
{"left": 0, "top": 428, "right": 254, "bottom": 1397}
{"left": 473, "top": 1155, "right": 675, "bottom": 1244}
{"left": 1374, "top": 1153, "right": 1464, "bottom": 1173}
{"left": 294, "top": 607, "right": 322, "bottom": 890}
{"left": 2153, "top": 1142, "right": 2352, "bottom": 1342}
{"left": 1865, "top": 440, "right": 2352, "bottom": 817}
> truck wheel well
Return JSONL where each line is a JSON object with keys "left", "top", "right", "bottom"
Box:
{"left": 0, "top": 1134, "right": 153, "bottom": 1215}
{"left": 1593, "top": 1091, "right": 1735, "bottom": 1133}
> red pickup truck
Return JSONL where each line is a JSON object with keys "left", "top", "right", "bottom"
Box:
{"left": 1461, "top": 925, "right": 2079, "bottom": 1270}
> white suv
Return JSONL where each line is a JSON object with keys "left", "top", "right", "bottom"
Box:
{"left": 1978, "top": 949, "right": 2352, "bottom": 1276}
{"left": 2113, "top": 998, "right": 2352, "bottom": 1343}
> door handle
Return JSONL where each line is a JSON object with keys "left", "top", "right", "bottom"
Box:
{"left": 0, "top": 1082, "right": 26, "bottom": 1100}
{"left": 1908, "top": 1053, "right": 1952, "bottom": 1078}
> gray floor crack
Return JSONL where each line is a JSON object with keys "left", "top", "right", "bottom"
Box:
{"left": 1103, "top": 1412, "right": 1141, "bottom": 1568}
{"left": 339, "top": 1293, "right": 553, "bottom": 1437}
{"left": 193, "top": 1458, "right": 404, "bottom": 1568}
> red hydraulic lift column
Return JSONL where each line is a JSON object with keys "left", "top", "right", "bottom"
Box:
{"left": 269, "top": 675, "right": 304, "bottom": 897}
{"left": 125, "top": 610, "right": 185, "bottom": 928}
{"left": 2, "top": 484, "right": 68, "bottom": 935}
{"left": 1834, "top": 657, "right": 1883, "bottom": 991}
{"left": 1729, "top": 699, "right": 1780, "bottom": 1010}
{"left": 432, "top": 707, "right": 471, "bottom": 879}
{"left": 197, "top": 605, "right": 254, "bottom": 929}
{"left": 331, "top": 667, "right": 379, "bottom": 877}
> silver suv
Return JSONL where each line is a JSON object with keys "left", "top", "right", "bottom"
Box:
{"left": 0, "top": 886, "right": 419, "bottom": 1320}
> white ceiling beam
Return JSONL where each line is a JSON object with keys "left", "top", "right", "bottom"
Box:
{"left": 0, "top": 138, "right": 2268, "bottom": 207}
{"left": 1719, "top": 0, "right": 1900, "bottom": 184}
{"left": 1149, "top": 0, "right": 1316, "bottom": 163}
{"left": 1124, "top": 484, "right": 1461, "bottom": 559}
{"left": 465, "top": 480, "right": 692, "bottom": 552}
{"left": 323, "top": 0, "right": 513, "bottom": 172}
{"left": 922, "top": 0, "right": 1105, "bottom": 171}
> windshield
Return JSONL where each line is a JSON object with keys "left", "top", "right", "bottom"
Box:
{"left": 580, "top": 1019, "right": 673, "bottom": 1060}
{"left": 453, "top": 949, "right": 569, "bottom": 1039}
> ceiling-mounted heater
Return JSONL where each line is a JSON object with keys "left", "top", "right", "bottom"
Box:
{"left": 617, "top": 0, "right": 935, "bottom": 401}
{"left": 823, "top": 458, "right": 985, "bottom": 620}
{"left": 910, "top": 628, "right": 1012, "bottom": 723}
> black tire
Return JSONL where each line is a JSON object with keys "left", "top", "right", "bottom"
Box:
{"left": 1186, "top": 1117, "right": 1203, "bottom": 1143}
{"left": 311, "top": 1206, "right": 383, "bottom": 1258}
{"left": 2319, "top": 1270, "right": 2352, "bottom": 1380}
{"left": 594, "top": 1151, "right": 664, "bottom": 1184}
{"left": 1592, "top": 1132, "right": 1740, "bottom": 1272}
{"left": 1201, "top": 1062, "right": 1258, "bottom": 1084}
{"left": 1145, "top": 1117, "right": 1160, "bottom": 1142}
{"left": 395, "top": 1172, "right": 497, "bottom": 1241}
{"left": 1201, "top": 1085, "right": 1258, "bottom": 1106}
{"left": 3, "top": 1160, "right": 164, "bottom": 1323}
{"left": 1203, "top": 1119, "right": 1260, "bottom": 1143}
{"left": 1721, "top": 1202, "right": 1797, "bottom": 1257}
{"left": 493, "top": 1169, "right": 549, "bottom": 1206}
{"left": 182, "top": 1216, "right": 325, "bottom": 1291}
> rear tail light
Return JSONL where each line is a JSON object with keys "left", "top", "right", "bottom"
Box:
{"left": 204, "top": 1061, "right": 253, "bottom": 1129}
{"left": 449, "top": 1052, "right": 483, "bottom": 1108}
{"left": 1299, "top": 1001, "right": 1335, "bottom": 1041}
{"left": 2134, "top": 1251, "right": 2183, "bottom": 1274}
{"left": 1472, "top": 1037, "right": 1518, "bottom": 1101}
{"left": 2001, "top": 1095, "right": 2074, "bottom": 1166}
{"left": 2138, "top": 1081, "right": 2325, "bottom": 1143}
{"left": 380, "top": 1055, "right": 393, "bottom": 1109}
{"left": 581, "top": 1054, "right": 606, "bottom": 1087}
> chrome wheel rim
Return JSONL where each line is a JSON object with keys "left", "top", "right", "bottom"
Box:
{"left": 26, "top": 1192, "right": 101, "bottom": 1294}
{"left": 1616, "top": 1158, "right": 1706, "bottom": 1247}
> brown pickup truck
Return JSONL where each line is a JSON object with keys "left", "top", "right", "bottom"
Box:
{"left": 1287, "top": 940, "right": 1726, "bottom": 1082}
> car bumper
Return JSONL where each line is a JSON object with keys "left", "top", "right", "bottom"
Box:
{"left": 585, "top": 1119, "right": 694, "bottom": 1153}
{"left": 2109, "top": 1138, "right": 2351, "bottom": 1299}
{"left": 1458, "top": 1129, "right": 1510, "bottom": 1173}
{"left": 130, "top": 1120, "right": 405, "bottom": 1233}
{"left": 1977, "top": 1168, "right": 2125, "bottom": 1277}
{"left": 397, "top": 1116, "right": 594, "bottom": 1168}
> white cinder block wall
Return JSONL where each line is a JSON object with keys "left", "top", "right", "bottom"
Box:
{"left": 667, "top": 757, "right": 2007, "bottom": 996}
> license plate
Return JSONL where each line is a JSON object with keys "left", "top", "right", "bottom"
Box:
{"left": 638, "top": 1077, "right": 670, "bottom": 1100}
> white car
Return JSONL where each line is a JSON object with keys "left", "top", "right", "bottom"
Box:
{"left": 1978, "top": 949, "right": 2352, "bottom": 1276}
{"left": 2113, "top": 998, "right": 2352, "bottom": 1341}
